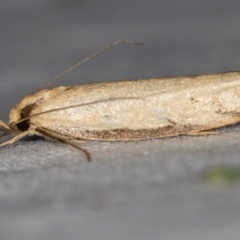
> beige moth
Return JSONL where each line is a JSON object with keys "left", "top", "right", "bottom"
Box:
{"left": 0, "top": 40, "right": 240, "bottom": 160}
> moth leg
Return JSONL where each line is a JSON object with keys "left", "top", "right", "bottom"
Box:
{"left": 0, "top": 131, "right": 30, "bottom": 147}
{"left": 35, "top": 128, "right": 91, "bottom": 161}
{"left": 70, "top": 139, "right": 87, "bottom": 144}
{"left": 0, "top": 132, "right": 10, "bottom": 140}
{"left": 187, "top": 130, "right": 219, "bottom": 136}
{"left": 0, "top": 119, "right": 12, "bottom": 134}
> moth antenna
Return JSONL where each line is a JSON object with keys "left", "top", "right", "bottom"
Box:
{"left": 40, "top": 40, "right": 144, "bottom": 89}
{"left": 15, "top": 92, "right": 165, "bottom": 126}
{"left": 15, "top": 96, "right": 143, "bottom": 125}
{"left": 29, "top": 92, "right": 160, "bottom": 120}
{"left": 14, "top": 93, "right": 159, "bottom": 126}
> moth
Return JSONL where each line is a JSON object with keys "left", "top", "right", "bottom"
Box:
{"left": 1, "top": 40, "right": 240, "bottom": 160}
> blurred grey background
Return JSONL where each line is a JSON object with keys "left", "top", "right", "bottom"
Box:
{"left": 1, "top": 1, "right": 240, "bottom": 239}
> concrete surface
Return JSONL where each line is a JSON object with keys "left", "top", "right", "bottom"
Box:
{"left": 0, "top": 1, "right": 240, "bottom": 239}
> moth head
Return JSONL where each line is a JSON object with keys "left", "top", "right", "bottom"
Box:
{"left": 8, "top": 89, "right": 48, "bottom": 132}
{"left": 9, "top": 106, "right": 31, "bottom": 132}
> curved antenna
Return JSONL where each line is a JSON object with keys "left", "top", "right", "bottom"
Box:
{"left": 40, "top": 40, "right": 144, "bottom": 89}
{"left": 14, "top": 96, "right": 143, "bottom": 126}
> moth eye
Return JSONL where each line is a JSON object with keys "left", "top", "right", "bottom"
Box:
{"left": 16, "top": 120, "right": 29, "bottom": 131}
